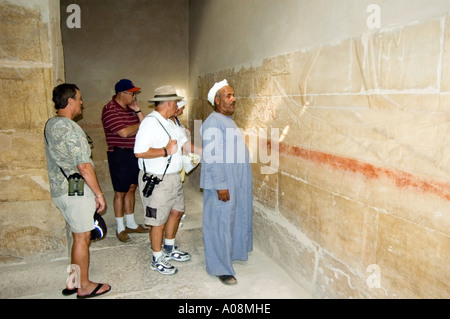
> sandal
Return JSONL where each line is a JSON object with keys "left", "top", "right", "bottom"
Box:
{"left": 77, "top": 283, "right": 111, "bottom": 299}
{"left": 217, "top": 275, "right": 237, "bottom": 285}
{"left": 62, "top": 287, "right": 78, "bottom": 296}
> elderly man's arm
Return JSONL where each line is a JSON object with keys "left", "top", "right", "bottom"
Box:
{"left": 115, "top": 123, "right": 140, "bottom": 138}
{"left": 135, "top": 138, "right": 178, "bottom": 159}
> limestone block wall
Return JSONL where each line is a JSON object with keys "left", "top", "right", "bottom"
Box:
{"left": 0, "top": 1, "right": 67, "bottom": 262}
{"left": 192, "top": 16, "right": 450, "bottom": 298}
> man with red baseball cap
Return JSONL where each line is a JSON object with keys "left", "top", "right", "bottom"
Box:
{"left": 114, "top": 79, "right": 141, "bottom": 94}
{"left": 102, "top": 79, "right": 149, "bottom": 242}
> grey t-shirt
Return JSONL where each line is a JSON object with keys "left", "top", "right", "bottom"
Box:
{"left": 44, "top": 116, "right": 94, "bottom": 198}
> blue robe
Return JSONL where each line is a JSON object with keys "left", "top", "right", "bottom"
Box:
{"left": 200, "top": 112, "right": 253, "bottom": 276}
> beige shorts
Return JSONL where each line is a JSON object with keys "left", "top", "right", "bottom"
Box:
{"left": 138, "top": 171, "right": 184, "bottom": 227}
{"left": 53, "top": 186, "right": 95, "bottom": 233}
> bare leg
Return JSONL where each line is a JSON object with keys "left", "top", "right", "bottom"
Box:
{"left": 150, "top": 224, "right": 165, "bottom": 253}
{"left": 72, "top": 231, "right": 110, "bottom": 296}
{"left": 113, "top": 191, "right": 126, "bottom": 218}
{"left": 113, "top": 191, "right": 129, "bottom": 241}
{"left": 124, "top": 184, "right": 137, "bottom": 216}
{"left": 164, "top": 209, "right": 184, "bottom": 240}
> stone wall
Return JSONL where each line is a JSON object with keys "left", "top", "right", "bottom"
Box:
{"left": 1, "top": 0, "right": 448, "bottom": 299}
{"left": 0, "top": 1, "right": 66, "bottom": 263}
{"left": 191, "top": 16, "right": 450, "bottom": 298}
{"left": 60, "top": 0, "right": 189, "bottom": 187}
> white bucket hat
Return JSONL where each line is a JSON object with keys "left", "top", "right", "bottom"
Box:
{"left": 148, "top": 85, "right": 183, "bottom": 103}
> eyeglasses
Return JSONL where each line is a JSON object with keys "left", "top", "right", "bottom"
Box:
{"left": 122, "top": 91, "right": 136, "bottom": 96}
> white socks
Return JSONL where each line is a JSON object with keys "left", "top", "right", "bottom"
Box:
{"left": 163, "top": 238, "right": 175, "bottom": 252}
{"left": 116, "top": 214, "right": 139, "bottom": 233}
{"left": 125, "top": 213, "right": 139, "bottom": 229}
{"left": 153, "top": 238, "right": 175, "bottom": 261}
{"left": 116, "top": 217, "right": 125, "bottom": 233}
{"left": 153, "top": 250, "right": 163, "bottom": 261}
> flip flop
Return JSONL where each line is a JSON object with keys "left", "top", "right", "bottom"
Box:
{"left": 62, "top": 287, "right": 78, "bottom": 296}
{"left": 77, "top": 283, "right": 111, "bottom": 299}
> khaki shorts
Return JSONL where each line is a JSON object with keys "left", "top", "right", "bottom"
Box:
{"left": 138, "top": 171, "right": 184, "bottom": 227}
{"left": 53, "top": 186, "right": 95, "bottom": 233}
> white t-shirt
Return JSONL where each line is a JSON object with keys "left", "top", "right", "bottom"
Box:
{"left": 134, "top": 110, "right": 187, "bottom": 174}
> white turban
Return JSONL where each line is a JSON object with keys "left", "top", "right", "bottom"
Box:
{"left": 207, "top": 79, "right": 228, "bottom": 106}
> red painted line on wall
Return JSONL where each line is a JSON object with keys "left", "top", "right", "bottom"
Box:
{"left": 276, "top": 141, "right": 450, "bottom": 201}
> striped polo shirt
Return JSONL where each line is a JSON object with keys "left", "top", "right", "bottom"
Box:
{"left": 101, "top": 98, "right": 139, "bottom": 152}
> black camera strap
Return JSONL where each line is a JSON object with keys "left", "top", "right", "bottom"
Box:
{"left": 143, "top": 158, "right": 170, "bottom": 181}
{"left": 142, "top": 116, "right": 174, "bottom": 180}
{"left": 44, "top": 119, "right": 87, "bottom": 182}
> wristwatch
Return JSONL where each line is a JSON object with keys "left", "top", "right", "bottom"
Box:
{"left": 162, "top": 147, "right": 168, "bottom": 157}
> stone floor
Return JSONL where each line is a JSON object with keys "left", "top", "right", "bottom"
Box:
{"left": 0, "top": 182, "right": 312, "bottom": 300}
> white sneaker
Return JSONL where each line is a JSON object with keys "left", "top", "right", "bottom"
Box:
{"left": 150, "top": 255, "right": 178, "bottom": 275}
{"left": 163, "top": 246, "right": 191, "bottom": 262}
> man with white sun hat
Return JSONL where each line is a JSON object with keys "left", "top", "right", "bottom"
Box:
{"left": 134, "top": 85, "right": 191, "bottom": 275}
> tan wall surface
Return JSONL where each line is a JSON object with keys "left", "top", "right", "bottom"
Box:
{"left": 1, "top": 0, "right": 449, "bottom": 299}
{"left": 189, "top": 0, "right": 450, "bottom": 298}
{"left": 0, "top": 0, "right": 67, "bottom": 263}
{"left": 60, "top": 0, "right": 189, "bottom": 186}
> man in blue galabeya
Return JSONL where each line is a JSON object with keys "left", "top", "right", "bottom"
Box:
{"left": 200, "top": 79, "right": 253, "bottom": 286}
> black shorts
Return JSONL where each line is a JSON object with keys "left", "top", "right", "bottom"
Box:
{"left": 107, "top": 147, "right": 139, "bottom": 192}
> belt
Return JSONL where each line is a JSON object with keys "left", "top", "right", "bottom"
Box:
{"left": 141, "top": 171, "right": 180, "bottom": 176}
{"left": 112, "top": 147, "right": 134, "bottom": 152}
